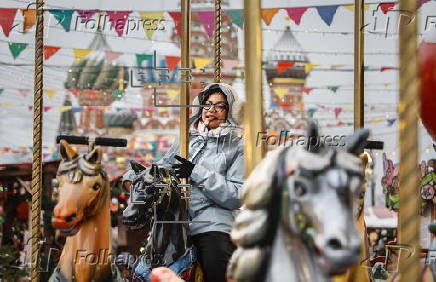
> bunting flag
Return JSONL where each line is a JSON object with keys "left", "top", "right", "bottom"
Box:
{"left": 277, "top": 61, "right": 295, "bottom": 74}
{"left": 193, "top": 57, "right": 212, "bottom": 71}
{"left": 105, "top": 51, "right": 122, "bottom": 62}
{"left": 285, "top": 8, "right": 308, "bottom": 25}
{"left": 305, "top": 63, "right": 317, "bottom": 74}
{"left": 69, "top": 89, "right": 80, "bottom": 98}
{"left": 77, "top": 10, "right": 99, "bottom": 23}
{"left": 166, "top": 89, "right": 179, "bottom": 100}
{"left": 73, "top": 48, "right": 92, "bottom": 63}
{"left": 343, "top": 4, "right": 371, "bottom": 11}
{"left": 43, "top": 46, "right": 61, "bottom": 60}
{"left": 378, "top": 3, "right": 396, "bottom": 14}
{"left": 307, "top": 107, "right": 318, "bottom": 118}
{"left": 328, "top": 86, "right": 340, "bottom": 93}
{"left": 18, "top": 89, "right": 31, "bottom": 97}
{"left": 197, "top": 11, "right": 215, "bottom": 37}
{"left": 387, "top": 118, "right": 397, "bottom": 126}
{"left": 384, "top": 83, "right": 392, "bottom": 87}
{"left": 226, "top": 10, "right": 243, "bottom": 28}
{"left": 273, "top": 88, "right": 288, "bottom": 99}
{"left": 44, "top": 89, "right": 56, "bottom": 99}
{"left": 302, "top": 87, "right": 313, "bottom": 94}
{"left": 165, "top": 56, "right": 181, "bottom": 71}
{"left": 334, "top": 107, "right": 343, "bottom": 118}
{"left": 139, "top": 12, "right": 165, "bottom": 39}
{"left": 21, "top": 8, "right": 36, "bottom": 33}
{"left": 261, "top": 9, "right": 279, "bottom": 26}
{"left": 380, "top": 66, "right": 396, "bottom": 72}
{"left": 8, "top": 43, "right": 28, "bottom": 59}
{"left": 0, "top": 89, "right": 3, "bottom": 95}
{"left": 106, "top": 11, "right": 131, "bottom": 37}
{"left": 0, "top": 8, "right": 17, "bottom": 37}
{"left": 222, "top": 59, "right": 238, "bottom": 72}
{"left": 49, "top": 10, "right": 74, "bottom": 32}
{"left": 168, "top": 12, "right": 181, "bottom": 35}
{"left": 136, "top": 54, "right": 153, "bottom": 66}
{"left": 316, "top": 6, "right": 339, "bottom": 26}
{"left": 43, "top": 106, "right": 52, "bottom": 112}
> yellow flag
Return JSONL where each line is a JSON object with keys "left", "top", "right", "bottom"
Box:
{"left": 261, "top": 9, "right": 279, "bottom": 26}
{"left": 44, "top": 89, "right": 56, "bottom": 99}
{"left": 194, "top": 57, "right": 212, "bottom": 71}
{"left": 384, "top": 83, "right": 391, "bottom": 87}
{"left": 166, "top": 89, "right": 179, "bottom": 100}
{"left": 305, "top": 64, "right": 318, "bottom": 74}
{"left": 343, "top": 4, "right": 371, "bottom": 11}
{"left": 60, "top": 106, "right": 72, "bottom": 112}
{"left": 139, "top": 12, "right": 165, "bottom": 39}
{"left": 158, "top": 108, "right": 168, "bottom": 113}
{"left": 73, "top": 49, "right": 92, "bottom": 63}
{"left": 273, "top": 88, "right": 288, "bottom": 99}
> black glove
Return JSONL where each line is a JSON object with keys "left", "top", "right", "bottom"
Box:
{"left": 172, "top": 155, "right": 195, "bottom": 179}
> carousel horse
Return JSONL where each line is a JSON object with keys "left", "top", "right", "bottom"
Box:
{"left": 227, "top": 121, "right": 369, "bottom": 282}
{"left": 49, "top": 140, "right": 121, "bottom": 282}
{"left": 121, "top": 161, "right": 196, "bottom": 281}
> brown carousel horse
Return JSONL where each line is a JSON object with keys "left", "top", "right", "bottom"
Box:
{"left": 49, "top": 140, "right": 120, "bottom": 282}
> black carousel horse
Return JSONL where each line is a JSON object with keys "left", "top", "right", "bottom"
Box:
{"left": 119, "top": 162, "right": 196, "bottom": 281}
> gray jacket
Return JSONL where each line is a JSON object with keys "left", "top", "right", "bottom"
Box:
{"left": 155, "top": 83, "right": 245, "bottom": 235}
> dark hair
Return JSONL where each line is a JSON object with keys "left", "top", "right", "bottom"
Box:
{"left": 199, "top": 84, "right": 226, "bottom": 104}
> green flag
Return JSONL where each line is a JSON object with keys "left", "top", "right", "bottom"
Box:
{"left": 327, "top": 86, "right": 339, "bottom": 93}
{"left": 136, "top": 54, "right": 153, "bottom": 67}
{"left": 49, "top": 10, "right": 74, "bottom": 32}
{"left": 8, "top": 43, "right": 28, "bottom": 59}
{"left": 226, "top": 10, "right": 243, "bottom": 28}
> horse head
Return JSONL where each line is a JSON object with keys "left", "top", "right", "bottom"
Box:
{"left": 229, "top": 121, "right": 368, "bottom": 281}
{"left": 122, "top": 161, "right": 179, "bottom": 229}
{"left": 52, "top": 140, "right": 108, "bottom": 237}
{"left": 281, "top": 121, "right": 368, "bottom": 274}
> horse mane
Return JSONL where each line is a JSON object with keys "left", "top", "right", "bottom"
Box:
{"left": 57, "top": 154, "right": 107, "bottom": 183}
{"left": 228, "top": 144, "right": 363, "bottom": 281}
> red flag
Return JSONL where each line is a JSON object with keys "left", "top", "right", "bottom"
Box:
{"left": 18, "top": 89, "right": 31, "bottom": 97}
{"left": 285, "top": 8, "right": 308, "bottom": 25}
{"left": 165, "top": 56, "right": 181, "bottom": 71}
{"left": 302, "top": 87, "right": 313, "bottom": 94}
{"left": 105, "top": 51, "right": 122, "bottom": 62}
{"left": 106, "top": 11, "right": 131, "bottom": 37}
{"left": 43, "top": 106, "right": 52, "bottom": 112}
{"left": 0, "top": 8, "right": 17, "bottom": 37}
{"left": 69, "top": 89, "right": 80, "bottom": 98}
{"left": 380, "top": 66, "right": 395, "bottom": 72}
{"left": 277, "top": 61, "right": 295, "bottom": 74}
{"left": 334, "top": 107, "right": 343, "bottom": 119}
{"left": 169, "top": 12, "right": 181, "bottom": 35}
{"left": 43, "top": 46, "right": 60, "bottom": 60}
{"left": 379, "top": 3, "right": 396, "bottom": 14}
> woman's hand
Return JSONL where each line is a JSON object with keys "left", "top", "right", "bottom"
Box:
{"left": 150, "top": 267, "right": 185, "bottom": 282}
{"left": 172, "top": 155, "right": 195, "bottom": 178}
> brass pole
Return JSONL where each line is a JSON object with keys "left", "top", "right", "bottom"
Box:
{"left": 354, "top": 0, "right": 364, "bottom": 130}
{"left": 31, "top": 0, "right": 44, "bottom": 280}
{"left": 243, "top": 0, "right": 264, "bottom": 176}
{"left": 180, "top": 0, "right": 190, "bottom": 159}
{"left": 398, "top": 0, "right": 420, "bottom": 280}
{"left": 214, "top": 0, "right": 222, "bottom": 83}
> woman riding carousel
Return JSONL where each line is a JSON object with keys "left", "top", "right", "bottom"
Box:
{"left": 135, "top": 82, "right": 245, "bottom": 282}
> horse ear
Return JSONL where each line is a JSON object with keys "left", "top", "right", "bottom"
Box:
{"left": 344, "top": 129, "right": 370, "bottom": 155}
{"left": 85, "top": 147, "right": 102, "bottom": 164}
{"left": 305, "top": 119, "right": 321, "bottom": 153}
{"left": 129, "top": 160, "right": 146, "bottom": 174}
{"left": 59, "top": 139, "right": 77, "bottom": 160}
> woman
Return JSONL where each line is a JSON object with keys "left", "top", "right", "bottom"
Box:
{"left": 155, "top": 83, "right": 244, "bottom": 282}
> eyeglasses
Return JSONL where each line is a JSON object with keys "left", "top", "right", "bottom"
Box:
{"left": 202, "top": 102, "right": 228, "bottom": 112}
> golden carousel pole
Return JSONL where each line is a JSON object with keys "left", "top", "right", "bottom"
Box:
{"left": 214, "top": 0, "right": 222, "bottom": 83}
{"left": 180, "top": 0, "right": 190, "bottom": 160}
{"left": 354, "top": 0, "right": 364, "bottom": 130}
{"left": 243, "top": 0, "right": 264, "bottom": 175}
{"left": 31, "top": 0, "right": 44, "bottom": 281}
{"left": 398, "top": 0, "right": 420, "bottom": 280}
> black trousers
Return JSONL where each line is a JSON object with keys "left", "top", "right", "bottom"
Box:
{"left": 191, "top": 231, "right": 236, "bottom": 282}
